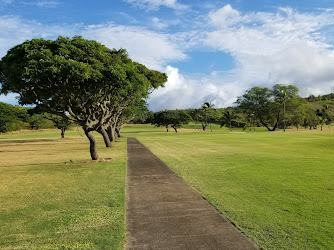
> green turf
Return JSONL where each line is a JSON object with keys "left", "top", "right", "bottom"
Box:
{"left": 122, "top": 124, "right": 334, "bottom": 249}
{"left": 2, "top": 124, "right": 334, "bottom": 249}
{"left": 0, "top": 130, "right": 126, "bottom": 249}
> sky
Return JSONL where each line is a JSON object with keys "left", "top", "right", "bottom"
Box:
{"left": 1, "top": 0, "right": 334, "bottom": 111}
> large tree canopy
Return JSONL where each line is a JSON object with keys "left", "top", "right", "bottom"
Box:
{"left": 236, "top": 85, "right": 300, "bottom": 131}
{"left": 0, "top": 36, "right": 167, "bottom": 159}
{"left": 152, "top": 110, "right": 192, "bottom": 133}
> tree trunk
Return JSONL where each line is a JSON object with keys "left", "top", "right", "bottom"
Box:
{"left": 106, "top": 126, "right": 113, "bottom": 142}
{"left": 166, "top": 126, "right": 169, "bottom": 132}
{"left": 116, "top": 127, "right": 121, "bottom": 138}
{"left": 260, "top": 119, "right": 273, "bottom": 131}
{"left": 60, "top": 128, "right": 65, "bottom": 139}
{"left": 98, "top": 127, "right": 112, "bottom": 147}
{"left": 111, "top": 125, "right": 117, "bottom": 142}
{"left": 84, "top": 129, "right": 99, "bottom": 160}
{"left": 172, "top": 126, "right": 178, "bottom": 133}
{"left": 271, "top": 121, "right": 279, "bottom": 131}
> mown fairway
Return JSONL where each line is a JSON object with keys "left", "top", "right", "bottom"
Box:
{"left": 0, "top": 129, "right": 126, "bottom": 249}
{"left": 2, "top": 125, "right": 334, "bottom": 249}
{"left": 124, "top": 124, "right": 334, "bottom": 250}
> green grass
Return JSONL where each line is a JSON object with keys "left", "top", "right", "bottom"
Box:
{"left": 2, "top": 124, "right": 334, "bottom": 249}
{"left": 123, "top": 124, "right": 334, "bottom": 249}
{"left": 0, "top": 129, "right": 126, "bottom": 249}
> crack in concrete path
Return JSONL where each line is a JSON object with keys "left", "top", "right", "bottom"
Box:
{"left": 126, "top": 137, "right": 260, "bottom": 250}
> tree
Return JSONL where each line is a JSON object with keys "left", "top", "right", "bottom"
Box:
{"left": 221, "top": 109, "right": 238, "bottom": 131}
{"left": 153, "top": 111, "right": 171, "bottom": 132}
{"left": 202, "top": 102, "right": 214, "bottom": 132}
{"left": 236, "top": 85, "right": 300, "bottom": 131}
{"left": 168, "top": 110, "right": 192, "bottom": 133}
{"left": 303, "top": 107, "right": 318, "bottom": 130}
{"left": 236, "top": 87, "right": 277, "bottom": 131}
{"left": 316, "top": 108, "right": 331, "bottom": 131}
{"left": 27, "top": 114, "right": 52, "bottom": 130}
{"left": 43, "top": 113, "right": 72, "bottom": 138}
{"left": 0, "top": 36, "right": 167, "bottom": 160}
{"left": 272, "top": 84, "right": 299, "bottom": 132}
{"left": 115, "top": 99, "right": 149, "bottom": 138}
{"left": 152, "top": 110, "right": 192, "bottom": 133}
{"left": 289, "top": 106, "right": 305, "bottom": 130}
{"left": 0, "top": 102, "right": 28, "bottom": 133}
{"left": 190, "top": 109, "right": 207, "bottom": 131}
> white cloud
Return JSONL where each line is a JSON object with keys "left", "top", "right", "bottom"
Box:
{"left": 151, "top": 17, "right": 168, "bottom": 29}
{"left": 204, "top": 5, "right": 334, "bottom": 100}
{"left": 34, "top": 1, "right": 61, "bottom": 8}
{"left": 0, "top": 17, "right": 187, "bottom": 105}
{"left": 0, "top": 93, "right": 20, "bottom": 105}
{"left": 124, "top": 0, "right": 187, "bottom": 11}
{"left": 82, "top": 23, "right": 187, "bottom": 70}
{"left": 149, "top": 6, "right": 334, "bottom": 110}
{"left": 0, "top": 15, "right": 80, "bottom": 58}
{"left": 209, "top": 4, "right": 244, "bottom": 27}
{"left": 148, "top": 66, "right": 242, "bottom": 111}
{"left": 2, "top": 5, "right": 334, "bottom": 110}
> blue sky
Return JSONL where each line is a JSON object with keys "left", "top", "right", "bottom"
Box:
{"left": 1, "top": 0, "right": 334, "bottom": 110}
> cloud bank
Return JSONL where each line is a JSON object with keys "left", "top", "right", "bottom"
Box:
{"left": 82, "top": 23, "right": 186, "bottom": 70}
{"left": 149, "top": 5, "right": 334, "bottom": 110}
{"left": 123, "top": 0, "right": 187, "bottom": 11}
{"left": 1, "top": 4, "right": 334, "bottom": 111}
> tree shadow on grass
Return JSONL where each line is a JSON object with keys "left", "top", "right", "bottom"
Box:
{"left": 0, "top": 150, "right": 39, "bottom": 153}
{"left": 0, "top": 158, "right": 114, "bottom": 168}
{"left": 0, "top": 139, "right": 55, "bottom": 144}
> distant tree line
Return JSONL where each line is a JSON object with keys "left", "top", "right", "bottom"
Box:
{"left": 3, "top": 83, "right": 333, "bottom": 137}
{"left": 305, "top": 93, "right": 334, "bottom": 102}
{"left": 132, "top": 84, "right": 333, "bottom": 132}
{"left": 0, "top": 102, "right": 71, "bottom": 134}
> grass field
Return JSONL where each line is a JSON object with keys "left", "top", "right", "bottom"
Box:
{"left": 2, "top": 125, "right": 334, "bottom": 249}
{"left": 0, "top": 129, "right": 126, "bottom": 249}
{"left": 123, "top": 124, "right": 334, "bottom": 250}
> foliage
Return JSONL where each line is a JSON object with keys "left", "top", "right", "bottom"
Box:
{"left": 0, "top": 36, "right": 167, "bottom": 159}
{"left": 43, "top": 113, "right": 72, "bottom": 138}
{"left": 152, "top": 110, "right": 192, "bottom": 132}
{"left": 27, "top": 114, "right": 53, "bottom": 130}
{"left": 220, "top": 109, "right": 238, "bottom": 131}
{"left": 306, "top": 93, "right": 334, "bottom": 102}
{"left": 236, "top": 85, "right": 300, "bottom": 131}
{"left": 0, "top": 102, "right": 28, "bottom": 133}
{"left": 316, "top": 107, "right": 332, "bottom": 131}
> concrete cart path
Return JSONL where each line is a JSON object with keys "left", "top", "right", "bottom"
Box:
{"left": 126, "top": 138, "right": 260, "bottom": 250}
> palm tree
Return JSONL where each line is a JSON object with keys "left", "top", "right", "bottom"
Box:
{"left": 221, "top": 109, "right": 238, "bottom": 131}
{"left": 317, "top": 108, "right": 331, "bottom": 131}
{"left": 202, "top": 102, "right": 214, "bottom": 132}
